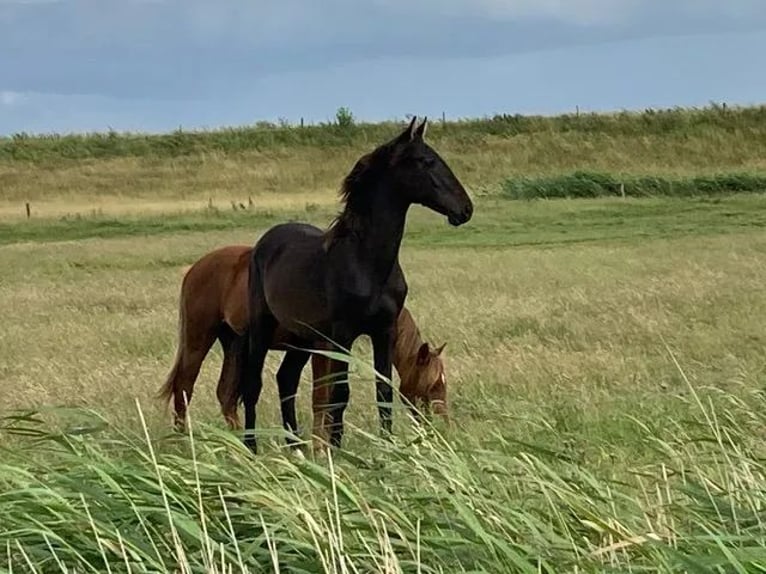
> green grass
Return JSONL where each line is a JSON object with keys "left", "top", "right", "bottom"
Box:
{"left": 1, "top": 194, "right": 766, "bottom": 572}
{"left": 504, "top": 171, "right": 766, "bottom": 199}
{"left": 2, "top": 194, "right": 766, "bottom": 248}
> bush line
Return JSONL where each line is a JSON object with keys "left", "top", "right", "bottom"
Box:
{"left": 503, "top": 171, "right": 766, "bottom": 199}
{"left": 2, "top": 103, "right": 766, "bottom": 162}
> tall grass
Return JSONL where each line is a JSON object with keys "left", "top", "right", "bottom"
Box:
{"left": 2, "top": 359, "right": 766, "bottom": 573}
{"left": 2, "top": 103, "right": 766, "bottom": 162}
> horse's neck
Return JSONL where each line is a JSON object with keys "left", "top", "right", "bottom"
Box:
{"left": 363, "top": 203, "right": 407, "bottom": 280}
{"left": 336, "top": 186, "right": 408, "bottom": 287}
{"left": 393, "top": 313, "right": 423, "bottom": 388}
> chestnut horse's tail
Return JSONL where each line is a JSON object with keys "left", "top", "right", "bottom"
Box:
{"left": 233, "top": 255, "right": 258, "bottom": 409}
{"left": 157, "top": 267, "right": 191, "bottom": 405}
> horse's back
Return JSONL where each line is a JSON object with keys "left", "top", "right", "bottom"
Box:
{"left": 252, "top": 222, "right": 326, "bottom": 273}
{"left": 253, "top": 222, "right": 323, "bottom": 255}
{"left": 184, "top": 244, "right": 250, "bottom": 294}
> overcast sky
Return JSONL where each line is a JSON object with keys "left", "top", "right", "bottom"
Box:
{"left": 1, "top": 0, "right": 765, "bottom": 135}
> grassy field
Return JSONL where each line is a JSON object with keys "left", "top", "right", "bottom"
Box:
{"left": 2, "top": 107, "right": 766, "bottom": 572}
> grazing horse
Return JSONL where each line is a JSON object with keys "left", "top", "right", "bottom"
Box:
{"left": 241, "top": 116, "right": 473, "bottom": 453}
{"left": 311, "top": 305, "right": 449, "bottom": 446}
{"left": 157, "top": 244, "right": 450, "bottom": 450}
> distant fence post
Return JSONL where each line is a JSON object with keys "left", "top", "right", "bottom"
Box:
{"left": 25, "top": 202, "right": 31, "bottom": 219}
{"left": 576, "top": 105, "right": 580, "bottom": 117}
{"left": 300, "top": 117, "right": 304, "bottom": 128}
{"left": 441, "top": 111, "right": 446, "bottom": 126}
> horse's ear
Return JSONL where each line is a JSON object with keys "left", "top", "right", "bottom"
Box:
{"left": 433, "top": 342, "right": 446, "bottom": 356}
{"left": 396, "top": 116, "right": 418, "bottom": 143}
{"left": 414, "top": 117, "right": 428, "bottom": 140}
{"left": 416, "top": 342, "right": 430, "bottom": 365}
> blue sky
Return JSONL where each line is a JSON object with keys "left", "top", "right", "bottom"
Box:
{"left": 1, "top": 0, "right": 765, "bottom": 135}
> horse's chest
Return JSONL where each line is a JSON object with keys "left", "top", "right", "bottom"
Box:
{"left": 332, "top": 289, "right": 398, "bottom": 335}
{"left": 328, "top": 266, "right": 401, "bottom": 328}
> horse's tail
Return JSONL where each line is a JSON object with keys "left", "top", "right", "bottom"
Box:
{"left": 157, "top": 268, "right": 191, "bottom": 405}
{"left": 233, "top": 251, "right": 260, "bottom": 407}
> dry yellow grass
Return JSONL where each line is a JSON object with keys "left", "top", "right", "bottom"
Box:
{"left": 1, "top": 201, "right": 764, "bottom": 465}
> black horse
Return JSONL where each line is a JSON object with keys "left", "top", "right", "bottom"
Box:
{"left": 239, "top": 116, "right": 473, "bottom": 453}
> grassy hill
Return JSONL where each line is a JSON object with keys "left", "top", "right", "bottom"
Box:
{"left": 3, "top": 103, "right": 766, "bottom": 162}
{"left": 2, "top": 104, "right": 766, "bottom": 218}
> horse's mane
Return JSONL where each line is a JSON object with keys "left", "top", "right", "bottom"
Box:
{"left": 323, "top": 147, "right": 387, "bottom": 249}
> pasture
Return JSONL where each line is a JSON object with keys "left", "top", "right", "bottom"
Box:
{"left": 2, "top": 107, "right": 766, "bottom": 572}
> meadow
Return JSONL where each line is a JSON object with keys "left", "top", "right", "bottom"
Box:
{"left": 1, "top": 106, "right": 766, "bottom": 572}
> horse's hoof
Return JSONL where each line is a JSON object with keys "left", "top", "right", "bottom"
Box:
{"left": 172, "top": 418, "right": 187, "bottom": 434}
{"left": 243, "top": 436, "right": 258, "bottom": 455}
{"left": 292, "top": 448, "right": 306, "bottom": 461}
{"left": 311, "top": 447, "right": 328, "bottom": 461}
{"left": 311, "top": 437, "right": 329, "bottom": 456}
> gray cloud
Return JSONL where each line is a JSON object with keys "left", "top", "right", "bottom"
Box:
{"left": 1, "top": 0, "right": 765, "bottom": 100}
{"left": 374, "top": 0, "right": 765, "bottom": 24}
{"left": 3, "top": 28, "right": 765, "bottom": 135}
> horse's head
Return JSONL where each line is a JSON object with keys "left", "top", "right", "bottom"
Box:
{"left": 385, "top": 116, "right": 473, "bottom": 227}
{"left": 401, "top": 341, "right": 450, "bottom": 423}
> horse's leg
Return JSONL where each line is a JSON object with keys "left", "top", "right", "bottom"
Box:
{"left": 216, "top": 326, "right": 244, "bottom": 431}
{"left": 371, "top": 326, "right": 396, "bottom": 436}
{"left": 311, "top": 353, "right": 333, "bottom": 452}
{"left": 276, "top": 349, "right": 310, "bottom": 448}
{"left": 328, "top": 363, "right": 350, "bottom": 448}
{"left": 326, "top": 348, "right": 352, "bottom": 448}
{"left": 242, "top": 314, "right": 275, "bottom": 454}
{"left": 167, "top": 329, "right": 216, "bottom": 432}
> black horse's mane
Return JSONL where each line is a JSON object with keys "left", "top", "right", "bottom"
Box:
{"left": 323, "top": 145, "right": 390, "bottom": 248}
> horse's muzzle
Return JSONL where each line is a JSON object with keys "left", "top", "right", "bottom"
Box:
{"left": 448, "top": 203, "right": 473, "bottom": 226}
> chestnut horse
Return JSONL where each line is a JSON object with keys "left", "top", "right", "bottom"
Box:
{"left": 158, "top": 244, "right": 450, "bottom": 449}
